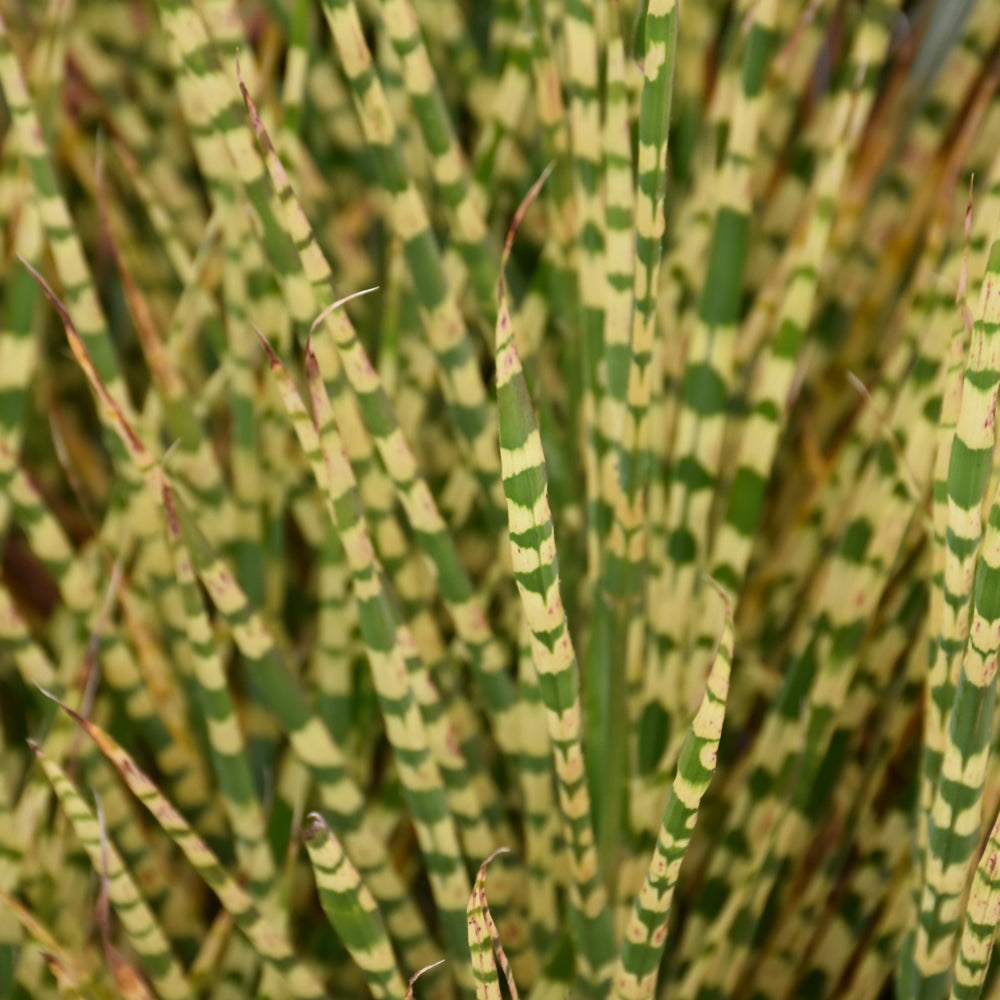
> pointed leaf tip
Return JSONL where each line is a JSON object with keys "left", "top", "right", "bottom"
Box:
{"left": 501, "top": 162, "right": 554, "bottom": 276}
{"left": 405, "top": 960, "right": 446, "bottom": 1000}
{"left": 308, "top": 286, "right": 380, "bottom": 337}
{"left": 252, "top": 324, "right": 280, "bottom": 365}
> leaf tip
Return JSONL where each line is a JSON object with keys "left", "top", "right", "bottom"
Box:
{"left": 308, "top": 286, "right": 380, "bottom": 337}
{"left": 253, "top": 324, "right": 280, "bottom": 367}
{"left": 405, "top": 959, "right": 446, "bottom": 1000}
{"left": 301, "top": 811, "right": 328, "bottom": 843}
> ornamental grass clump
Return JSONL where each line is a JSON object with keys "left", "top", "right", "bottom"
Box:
{"left": 3, "top": 1, "right": 1000, "bottom": 998}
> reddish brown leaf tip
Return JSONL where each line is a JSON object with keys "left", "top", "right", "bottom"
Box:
{"left": 481, "top": 846, "right": 512, "bottom": 867}
{"left": 35, "top": 684, "right": 87, "bottom": 730}
{"left": 304, "top": 339, "right": 320, "bottom": 379}
{"left": 703, "top": 575, "right": 734, "bottom": 615}
{"left": 405, "top": 959, "right": 446, "bottom": 1000}
{"left": 502, "top": 162, "right": 554, "bottom": 270}
{"left": 161, "top": 481, "right": 181, "bottom": 537}
{"left": 235, "top": 53, "right": 250, "bottom": 104}
{"left": 301, "top": 811, "right": 328, "bottom": 843}
{"left": 251, "top": 325, "right": 281, "bottom": 367}
{"left": 17, "top": 257, "right": 71, "bottom": 331}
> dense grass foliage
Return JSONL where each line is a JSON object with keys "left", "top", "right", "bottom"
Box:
{"left": 3, "top": 1, "right": 1000, "bottom": 998}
